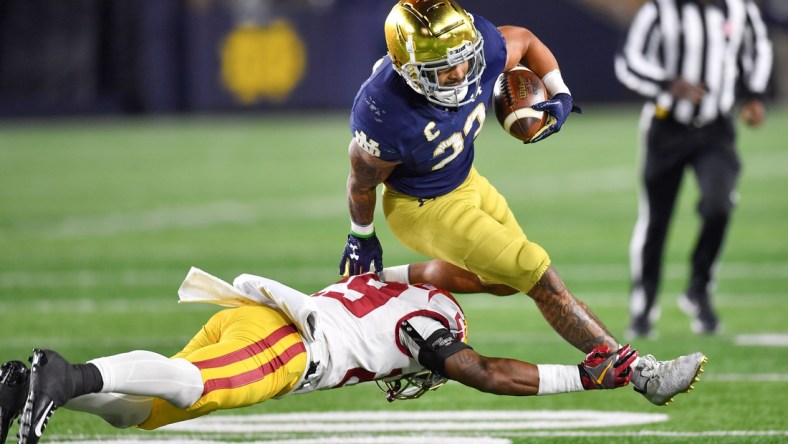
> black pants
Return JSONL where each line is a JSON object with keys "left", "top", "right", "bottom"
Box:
{"left": 629, "top": 114, "right": 740, "bottom": 324}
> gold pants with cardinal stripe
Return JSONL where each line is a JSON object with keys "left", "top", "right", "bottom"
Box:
{"left": 138, "top": 306, "right": 307, "bottom": 429}
{"left": 383, "top": 166, "right": 551, "bottom": 294}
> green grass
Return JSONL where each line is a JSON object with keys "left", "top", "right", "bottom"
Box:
{"left": 1, "top": 106, "right": 787, "bottom": 443}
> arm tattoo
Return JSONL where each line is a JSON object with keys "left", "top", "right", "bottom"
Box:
{"left": 347, "top": 147, "right": 394, "bottom": 225}
{"left": 447, "top": 349, "right": 491, "bottom": 387}
{"left": 445, "top": 350, "right": 540, "bottom": 395}
{"left": 527, "top": 267, "right": 619, "bottom": 353}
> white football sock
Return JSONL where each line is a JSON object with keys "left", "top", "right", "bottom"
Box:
{"left": 65, "top": 393, "right": 152, "bottom": 428}
{"left": 89, "top": 350, "right": 204, "bottom": 409}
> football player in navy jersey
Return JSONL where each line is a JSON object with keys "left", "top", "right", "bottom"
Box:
{"left": 339, "top": 0, "right": 707, "bottom": 407}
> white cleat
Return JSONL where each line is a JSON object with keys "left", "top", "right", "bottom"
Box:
{"left": 632, "top": 352, "right": 707, "bottom": 406}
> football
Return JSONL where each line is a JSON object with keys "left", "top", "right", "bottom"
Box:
{"left": 492, "top": 66, "right": 548, "bottom": 143}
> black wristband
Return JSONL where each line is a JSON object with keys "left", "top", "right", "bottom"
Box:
{"left": 403, "top": 321, "right": 470, "bottom": 375}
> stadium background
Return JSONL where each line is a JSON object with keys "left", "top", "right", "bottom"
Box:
{"left": 1, "top": 1, "right": 787, "bottom": 443}
{"left": 0, "top": 0, "right": 786, "bottom": 116}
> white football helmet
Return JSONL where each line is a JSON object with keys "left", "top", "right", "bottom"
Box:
{"left": 384, "top": 0, "right": 486, "bottom": 107}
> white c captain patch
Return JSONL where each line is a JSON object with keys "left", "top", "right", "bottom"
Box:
{"left": 354, "top": 130, "right": 381, "bottom": 157}
{"left": 424, "top": 122, "right": 440, "bottom": 141}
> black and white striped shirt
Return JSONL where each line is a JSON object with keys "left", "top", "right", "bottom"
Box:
{"left": 615, "top": 0, "right": 773, "bottom": 126}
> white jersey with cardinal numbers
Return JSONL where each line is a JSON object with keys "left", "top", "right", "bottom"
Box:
{"left": 229, "top": 272, "right": 469, "bottom": 394}
{"left": 307, "top": 273, "right": 468, "bottom": 391}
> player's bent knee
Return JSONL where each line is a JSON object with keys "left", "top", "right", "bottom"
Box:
{"left": 480, "top": 281, "right": 518, "bottom": 296}
{"left": 166, "top": 358, "right": 205, "bottom": 408}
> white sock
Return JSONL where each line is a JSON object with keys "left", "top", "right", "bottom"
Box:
{"left": 89, "top": 350, "right": 204, "bottom": 409}
{"left": 379, "top": 264, "right": 409, "bottom": 284}
{"left": 65, "top": 393, "right": 152, "bottom": 428}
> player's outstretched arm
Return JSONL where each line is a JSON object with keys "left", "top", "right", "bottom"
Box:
{"left": 443, "top": 345, "right": 637, "bottom": 396}
{"left": 443, "top": 348, "right": 541, "bottom": 395}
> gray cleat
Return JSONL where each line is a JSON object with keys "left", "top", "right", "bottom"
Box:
{"left": 632, "top": 352, "right": 707, "bottom": 406}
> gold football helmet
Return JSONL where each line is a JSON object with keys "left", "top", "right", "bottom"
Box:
{"left": 384, "top": 0, "right": 486, "bottom": 107}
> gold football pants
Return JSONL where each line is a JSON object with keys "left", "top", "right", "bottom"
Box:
{"left": 383, "top": 166, "right": 551, "bottom": 293}
{"left": 139, "top": 306, "right": 307, "bottom": 429}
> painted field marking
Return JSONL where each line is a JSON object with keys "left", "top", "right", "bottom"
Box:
{"left": 504, "top": 430, "right": 788, "bottom": 438}
{"left": 51, "top": 430, "right": 788, "bottom": 444}
{"left": 705, "top": 373, "right": 788, "bottom": 382}
{"left": 4, "top": 262, "right": 787, "bottom": 289}
{"left": 37, "top": 197, "right": 343, "bottom": 239}
{"left": 160, "top": 410, "right": 668, "bottom": 433}
{"left": 735, "top": 333, "right": 788, "bottom": 347}
{"left": 58, "top": 438, "right": 509, "bottom": 444}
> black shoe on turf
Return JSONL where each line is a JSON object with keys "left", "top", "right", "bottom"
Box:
{"left": 624, "top": 314, "right": 657, "bottom": 341}
{"left": 678, "top": 293, "right": 722, "bottom": 335}
{"left": 0, "top": 361, "right": 29, "bottom": 444}
{"left": 17, "top": 350, "right": 74, "bottom": 444}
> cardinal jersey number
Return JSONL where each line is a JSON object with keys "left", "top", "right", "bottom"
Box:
{"left": 309, "top": 274, "right": 467, "bottom": 390}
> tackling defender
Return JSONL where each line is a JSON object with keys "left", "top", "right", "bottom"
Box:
{"left": 2, "top": 264, "right": 702, "bottom": 444}
{"left": 338, "top": 0, "right": 706, "bottom": 407}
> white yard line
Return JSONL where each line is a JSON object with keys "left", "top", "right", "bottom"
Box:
{"left": 705, "top": 373, "right": 788, "bottom": 382}
{"left": 31, "top": 197, "right": 343, "bottom": 239}
{"left": 54, "top": 439, "right": 511, "bottom": 444}
{"left": 0, "top": 267, "right": 324, "bottom": 289}
{"left": 157, "top": 410, "right": 667, "bottom": 434}
{"left": 503, "top": 430, "right": 788, "bottom": 438}
{"left": 50, "top": 430, "right": 788, "bottom": 444}
{"left": 3, "top": 262, "right": 787, "bottom": 290}
{"left": 734, "top": 333, "right": 788, "bottom": 346}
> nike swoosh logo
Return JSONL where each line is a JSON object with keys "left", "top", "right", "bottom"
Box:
{"left": 593, "top": 361, "right": 614, "bottom": 385}
{"left": 34, "top": 400, "right": 54, "bottom": 437}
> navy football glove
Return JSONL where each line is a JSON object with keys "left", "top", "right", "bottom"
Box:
{"left": 578, "top": 344, "right": 639, "bottom": 390}
{"left": 529, "top": 93, "right": 582, "bottom": 143}
{"left": 340, "top": 233, "right": 383, "bottom": 276}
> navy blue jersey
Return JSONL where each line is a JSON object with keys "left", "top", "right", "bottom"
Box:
{"left": 350, "top": 15, "right": 507, "bottom": 198}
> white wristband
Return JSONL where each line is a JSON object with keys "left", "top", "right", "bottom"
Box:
{"left": 379, "top": 264, "right": 410, "bottom": 284}
{"left": 351, "top": 221, "right": 374, "bottom": 237}
{"left": 536, "top": 364, "right": 585, "bottom": 395}
{"left": 542, "top": 69, "right": 571, "bottom": 97}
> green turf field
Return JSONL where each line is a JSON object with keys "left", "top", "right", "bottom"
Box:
{"left": 1, "top": 106, "right": 786, "bottom": 443}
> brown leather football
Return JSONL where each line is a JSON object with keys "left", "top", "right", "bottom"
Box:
{"left": 492, "top": 66, "right": 548, "bottom": 143}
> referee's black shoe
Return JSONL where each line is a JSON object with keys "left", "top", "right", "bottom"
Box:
{"left": 678, "top": 294, "right": 721, "bottom": 335}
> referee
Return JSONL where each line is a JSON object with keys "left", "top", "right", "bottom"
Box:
{"left": 615, "top": 0, "right": 773, "bottom": 338}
